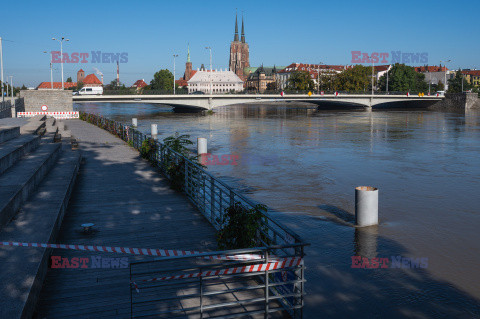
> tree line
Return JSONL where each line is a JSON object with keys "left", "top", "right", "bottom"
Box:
{"left": 283, "top": 63, "right": 477, "bottom": 94}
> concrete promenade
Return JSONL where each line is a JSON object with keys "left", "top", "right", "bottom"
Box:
{"left": 34, "top": 120, "right": 218, "bottom": 318}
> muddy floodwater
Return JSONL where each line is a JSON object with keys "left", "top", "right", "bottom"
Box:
{"left": 75, "top": 102, "right": 480, "bottom": 318}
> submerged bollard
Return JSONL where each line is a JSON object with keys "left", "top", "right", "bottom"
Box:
{"left": 197, "top": 138, "right": 207, "bottom": 155}
{"left": 132, "top": 118, "right": 138, "bottom": 127}
{"left": 151, "top": 124, "right": 158, "bottom": 138}
{"left": 355, "top": 186, "right": 378, "bottom": 227}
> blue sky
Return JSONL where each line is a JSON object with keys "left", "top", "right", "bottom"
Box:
{"left": 2, "top": 0, "right": 479, "bottom": 87}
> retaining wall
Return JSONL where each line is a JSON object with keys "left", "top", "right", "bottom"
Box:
{"left": 19, "top": 90, "right": 73, "bottom": 113}
{"left": 431, "top": 92, "right": 479, "bottom": 110}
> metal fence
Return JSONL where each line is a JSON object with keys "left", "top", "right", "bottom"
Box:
{"left": 79, "top": 112, "right": 307, "bottom": 318}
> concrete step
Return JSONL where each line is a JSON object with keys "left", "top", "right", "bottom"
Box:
{"left": 0, "top": 134, "right": 42, "bottom": 175}
{"left": 0, "top": 142, "right": 61, "bottom": 229}
{"left": 0, "top": 126, "right": 20, "bottom": 144}
{"left": 0, "top": 144, "right": 81, "bottom": 319}
{"left": 21, "top": 116, "right": 46, "bottom": 135}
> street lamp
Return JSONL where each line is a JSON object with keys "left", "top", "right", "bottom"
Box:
{"left": 9, "top": 75, "right": 13, "bottom": 98}
{"left": 52, "top": 37, "right": 69, "bottom": 89}
{"left": 440, "top": 59, "right": 451, "bottom": 91}
{"left": 367, "top": 56, "right": 375, "bottom": 95}
{"left": 205, "top": 47, "right": 212, "bottom": 95}
{"left": 317, "top": 62, "right": 323, "bottom": 94}
{"left": 43, "top": 51, "right": 54, "bottom": 89}
{"left": 1, "top": 36, "right": 4, "bottom": 102}
{"left": 173, "top": 54, "right": 178, "bottom": 95}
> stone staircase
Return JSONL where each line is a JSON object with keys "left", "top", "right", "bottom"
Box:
{"left": 0, "top": 116, "right": 82, "bottom": 319}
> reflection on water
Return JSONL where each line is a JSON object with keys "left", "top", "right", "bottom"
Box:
{"left": 74, "top": 102, "right": 480, "bottom": 317}
{"left": 354, "top": 226, "right": 378, "bottom": 259}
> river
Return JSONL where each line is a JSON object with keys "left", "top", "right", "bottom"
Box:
{"left": 74, "top": 102, "right": 480, "bottom": 318}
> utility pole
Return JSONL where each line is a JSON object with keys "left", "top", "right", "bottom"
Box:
{"left": 173, "top": 54, "right": 178, "bottom": 95}
{"left": 1, "top": 37, "right": 4, "bottom": 102}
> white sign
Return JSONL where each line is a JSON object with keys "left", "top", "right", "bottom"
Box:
{"left": 41, "top": 105, "right": 48, "bottom": 111}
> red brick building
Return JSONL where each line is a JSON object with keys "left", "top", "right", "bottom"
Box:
{"left": 229, "top": 13, "right": 250, "bottom": 82}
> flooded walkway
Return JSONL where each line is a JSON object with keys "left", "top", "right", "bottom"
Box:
{"left": 35, "top": 120, "right": 218, "bottom": 318}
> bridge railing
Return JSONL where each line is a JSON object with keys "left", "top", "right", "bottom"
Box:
{"left": 79, "top": 112, "right": 307, "bottom": 318}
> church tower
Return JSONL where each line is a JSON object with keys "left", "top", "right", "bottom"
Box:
{"left": 77, "top": 69, "right": 85, "bottom": 83}
{"left": 185, "top": 44, "right": 193, "bottom": 81}
{"left": 229, "top": 13, "right": 249, "bottom": 82}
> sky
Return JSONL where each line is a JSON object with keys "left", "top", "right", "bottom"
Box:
{"left": 1, "top": 0, "right": 479, "bottom": 87}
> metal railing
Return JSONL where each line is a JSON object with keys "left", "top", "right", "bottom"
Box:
{"left": 79, "top": 112, "right": 307, "bottom": 318}
{"left": 130, "top": 245, "right": 305, "bottom": 318}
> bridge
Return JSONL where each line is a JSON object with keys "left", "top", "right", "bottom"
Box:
{"left": 73, "top": 94, "right": 444, "bottom": 111}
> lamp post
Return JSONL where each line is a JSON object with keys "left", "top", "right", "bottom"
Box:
{"left": 44, "top": 51, "right": 53, "bottom": 89}
{"left": 1, "top": 36, "right": 4, "bottom": 102}
{"left": 317, "top": 62, "right": 323, "bottom": 94}
{"left": 205, "top": 47, "right": 212, "bottom": 95}
{"left": 9, "top": 75, "right": 13, "bottom": 98}
{"left": 368, "top": 56, "right": 374, "bottom": 95}
{"left": 440, "top": 59, "right": 451, "bottom": 91}
{"left": 52, "top": 37, "right": 69, "bottom": 89}
{"left": 386, "top": 65, "right": 390, "bottom": 94}
{"left": 173, "top": 54, "right": 178, "bottom": 95}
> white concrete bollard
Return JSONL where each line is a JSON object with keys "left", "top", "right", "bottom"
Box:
{"left": 151, "top": 124, "right": 158, "bottom": 137}
{"left": 132, "top": 118, "right": 138, "bottom": 127}
{"left": 355, "top": 186, "right": 379, "bottom": 227}
{"left": 197, "top": 138, "right": 207, "bottom": 155}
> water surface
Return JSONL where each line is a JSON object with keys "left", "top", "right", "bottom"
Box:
{"left": 75, "top": 102, "right": 480, "bottom": 318}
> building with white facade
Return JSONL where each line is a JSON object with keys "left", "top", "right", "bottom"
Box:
{"left": 277, "top": 63, "right": 351, "bottom": 90}
{"left": 187, "top": 69, "right": 244, "bottom": 94}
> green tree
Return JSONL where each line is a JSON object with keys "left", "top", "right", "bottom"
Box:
{"left": 447, "top": 70, "right": 472, "bottom": 93}
{"left": 335, "top": 65, "right": 370, "bottom": 92}
{"left": 287, "top": 71, "right": 314, "bottom": 91}
{"left": 66, "top": 77, "right": 72, "bottom": 82}
{"left": 151, "top": 69, "right": 174, "bottom": 91}
{"left": 436, "top": 81, "right": 445, "bottom": 91}
{"left": 378, "top": 63, "right": 427, "bottom": 93}
{"left": 76, "top": 81, "right": 84, "bottom": 91}
{"left": 21, "top": 84, "right": 27, "bottom": 90}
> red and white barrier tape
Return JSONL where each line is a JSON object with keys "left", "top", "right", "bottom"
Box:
{"left": 0, "top": 241, "right": 302, "bottom": 294}
{"left": 0, "top": 241, "right": 266, "bottom": 262}
{"left": 143, "top": 257, "right": 302, "bottom": 283}
{"left": 130, "top": 256, "right": 303, "bottom": 292}
{"left": 17, "top": 111, "right": 79, "bottom": 119}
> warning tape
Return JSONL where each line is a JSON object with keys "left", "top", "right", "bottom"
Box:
{"left": 142, "top": 257, "right": 302, "bottom": 283}
{"left": 130, "top": 257, "right": 303, "bottom": 292}
{"left": 17, "top": 111, "right": 79, "bottom": 119}
{"left": 0, "top": 242, "right": 302, "bottom": 293}
{"left": 0, "top": 241, "right": 266, "bottom": 262}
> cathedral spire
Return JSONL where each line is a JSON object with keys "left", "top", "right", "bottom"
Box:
{"left": 234, "top": 12, "right": 239, "bottom": 42}
{"left": 187, "top": 43, "right": 191, "bottom": 63}
{"left": 241, "top": 14, "right": 245, "bottom": 43}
